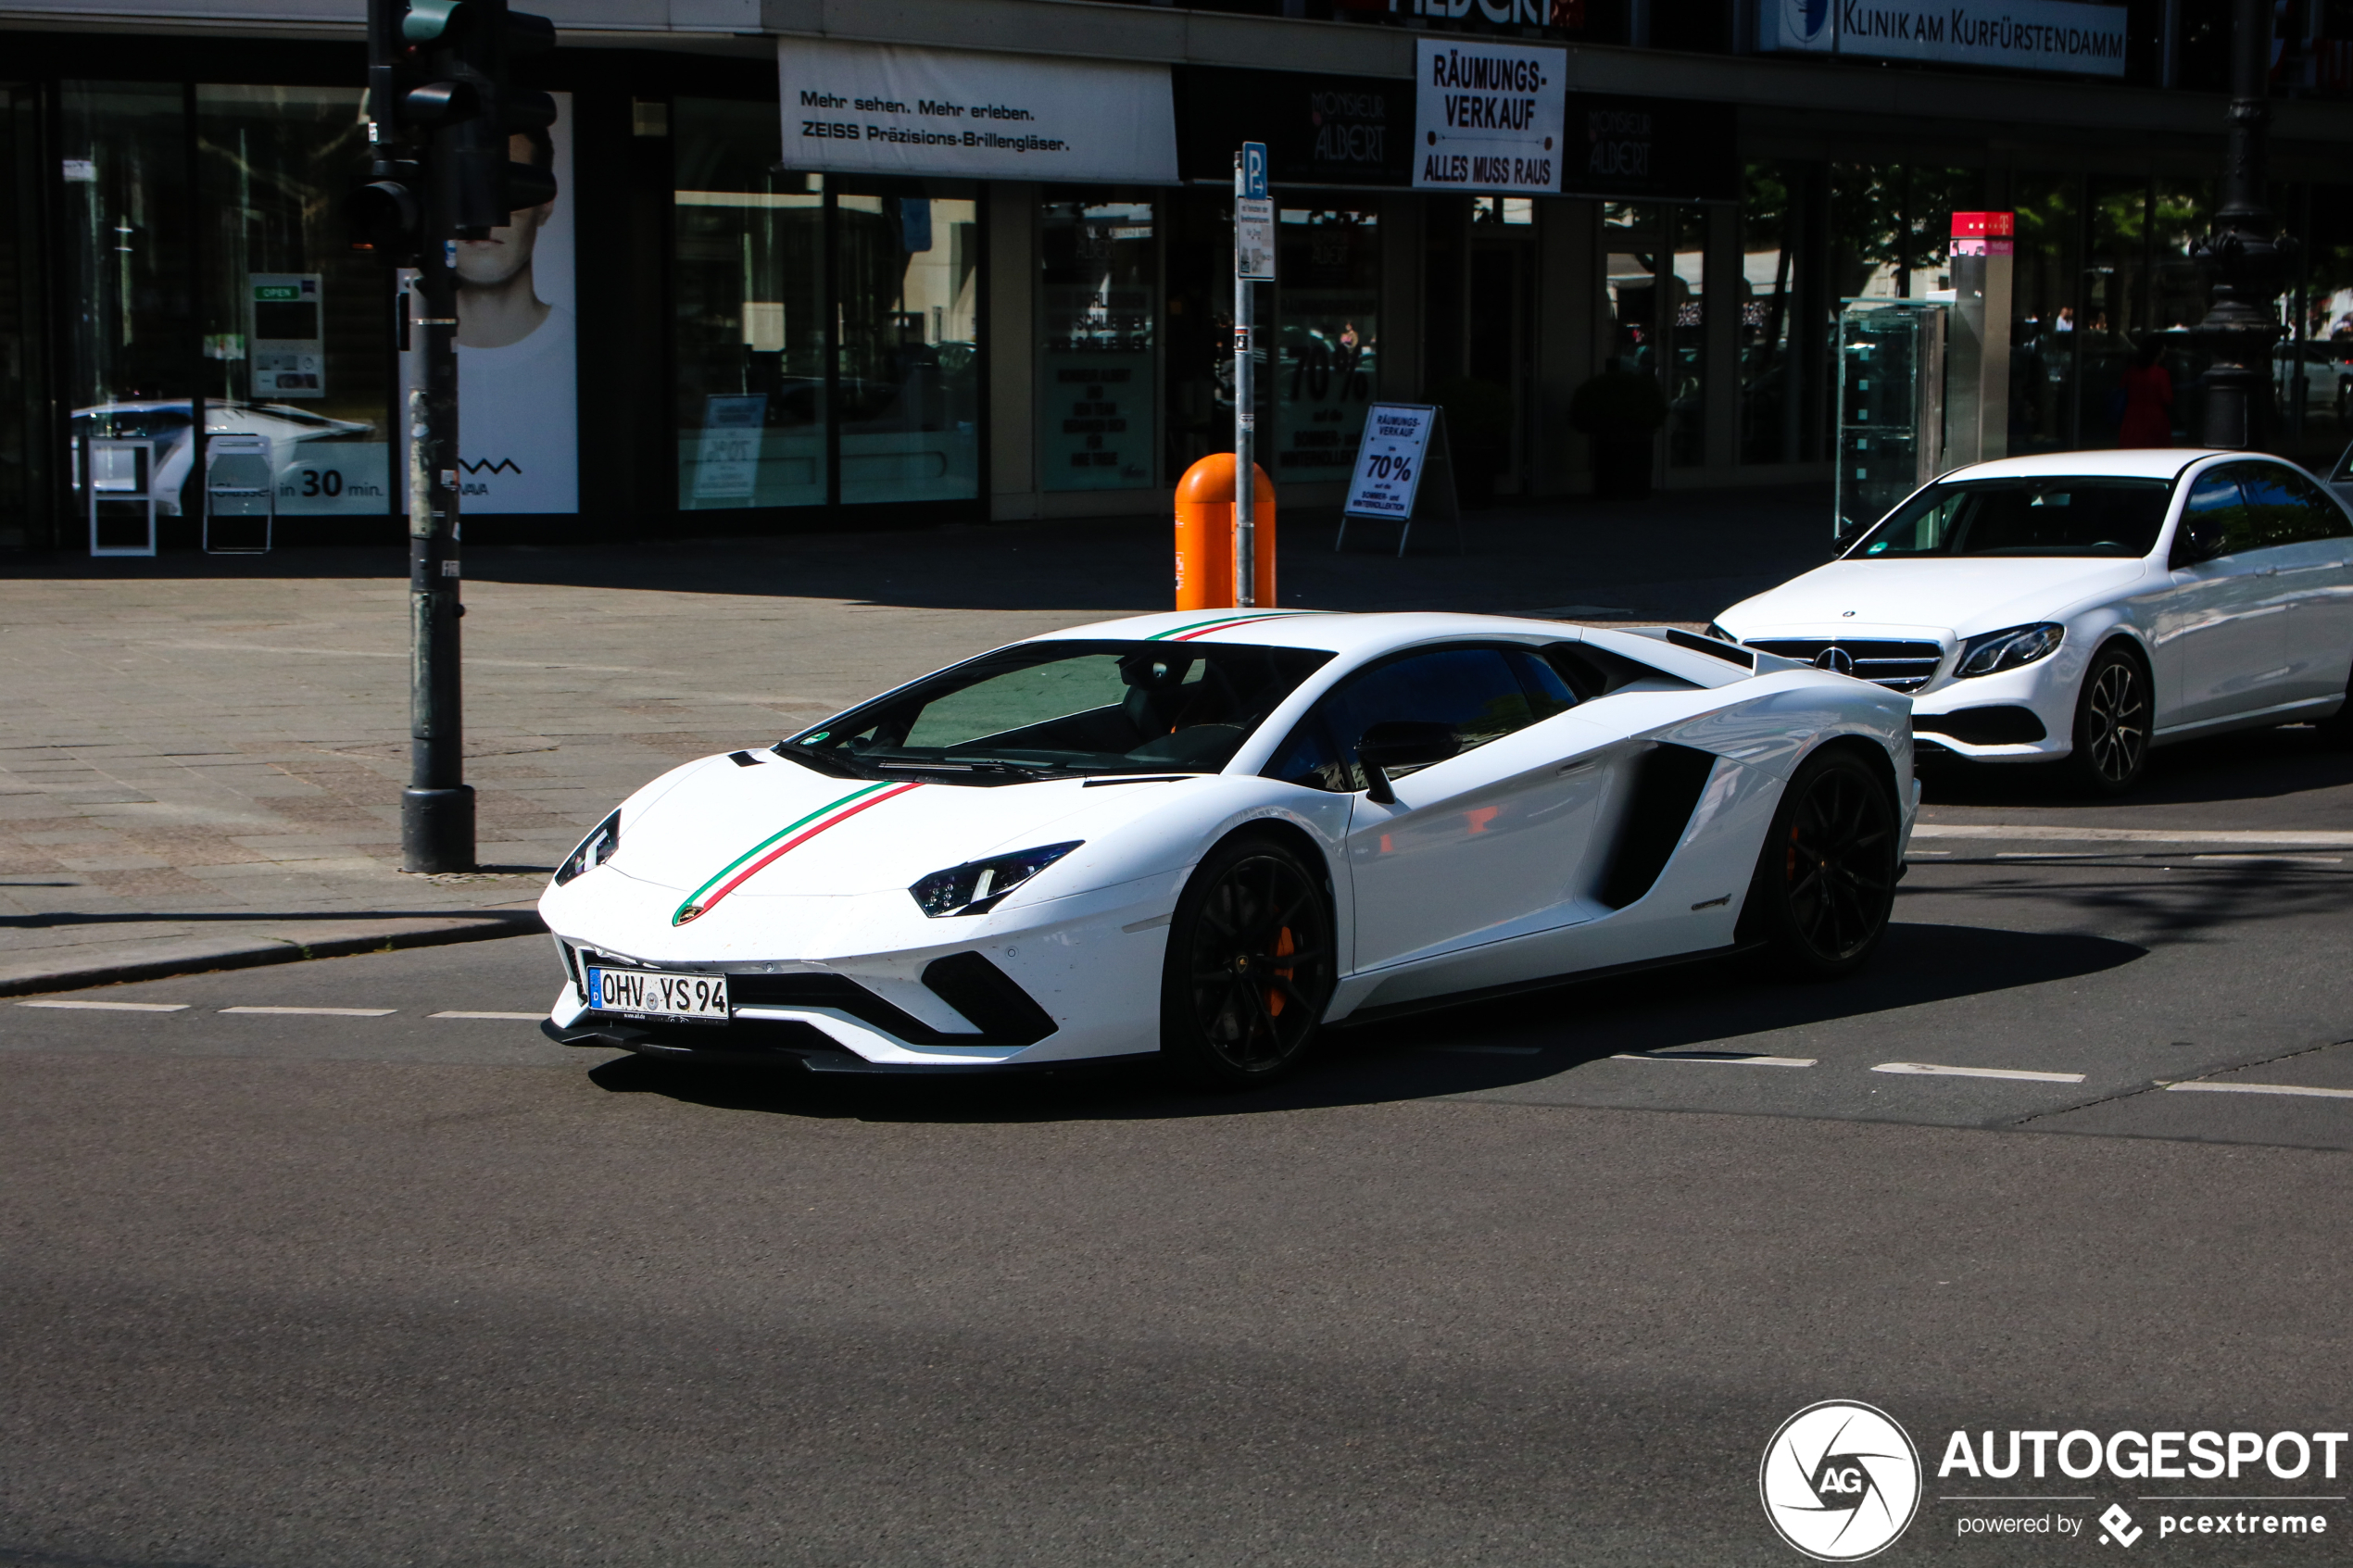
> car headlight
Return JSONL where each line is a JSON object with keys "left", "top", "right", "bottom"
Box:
{"left": 910, "top": 841, "right": 1082, "bottom": 918}
{"left": 1956, "top": 623, "right": 2064, "bottom": 679}
{"left": 1704, "top": 621, "right": 1740, "bottom": 645}
{"left": 553, "top": 809, "right": 622, "bottom": 886}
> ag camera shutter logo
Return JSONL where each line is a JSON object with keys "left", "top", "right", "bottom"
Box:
{"left": 1761, "top": 1400, "right": 1923, "bottom": 1561}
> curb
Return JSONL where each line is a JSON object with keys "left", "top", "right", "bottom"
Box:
{"left": 0, "top": 910, "right": 548, "bottom": 999}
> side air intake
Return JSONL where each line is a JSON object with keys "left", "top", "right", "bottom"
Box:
{"left": 1595, "top": 744, "right": 1719, "bottom": 909}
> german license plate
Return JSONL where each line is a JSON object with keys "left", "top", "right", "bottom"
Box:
{"left": 585, "top": 965, "right": 729, "bottom": 1022}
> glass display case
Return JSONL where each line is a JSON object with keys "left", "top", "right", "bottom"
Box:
{"left": 1834, "top": 298, "right": 1944, "bottom": 542}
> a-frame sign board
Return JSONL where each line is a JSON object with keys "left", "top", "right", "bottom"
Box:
{"left": 1336, "top": 402, "right": 1466, "bottom": 558}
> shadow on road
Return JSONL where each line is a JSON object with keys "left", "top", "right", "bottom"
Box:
{"left": 1922, "top": 722, "right": 2353, "bottom": 810}
{"left": 1912, "top": 855, "right": 2353, "bottom": 943}
{"left": 586, "top": 920, "right": 2144, "bottom": 1124}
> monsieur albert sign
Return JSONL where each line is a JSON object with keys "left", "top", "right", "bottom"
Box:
{"left": 1759, "top": 0, "right": 2129, "bottom": 77}
{"left": 1563, "top": 93, "right": 1736, "bottom": 203}
{"left": 776, "top": 38, "right": 1179, "bottom": 183}
{"left": 1176, "top": 68, "right": 1413, "bottom": 188}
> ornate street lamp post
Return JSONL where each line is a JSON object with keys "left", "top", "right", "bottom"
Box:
{"left": 2190, "top": 0, "right": 2296, "bottom": 450}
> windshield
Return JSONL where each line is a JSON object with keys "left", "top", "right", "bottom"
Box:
{"left": 1848, "top": 477, "right": 2174, "bottom": 558}
{"left": 784, "top": 639, "right": 1335, "bottom": 783}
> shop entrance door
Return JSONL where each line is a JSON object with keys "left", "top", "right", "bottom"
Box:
{"left": 1466, "top": 237, "right": 1529, "bottom": 495}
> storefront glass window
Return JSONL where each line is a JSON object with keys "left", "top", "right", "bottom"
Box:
{"left": 2081, "top": 175, "right": 2161, "bottom": 446}
{"left": 60, "top": 82, "right": 194, "bottom": 545}
{"left": 1163, "top": 190, "right": 1237, "bottom": 481}
{"left": 1740, "top": 163, "right": 1801, "bottom": 466}
{"left": 195, "top": 85, "right": 389, "bottom": 531}
{"left": 1603, "top": 202, "right": 1657, "bottom": 370}
{"left": 1275, "top": 207, "right": 1378, "bottom": 484}
{"left": 1040, "top": 194, "right": 1156, "bottom": 491}
{"left": 1830, "top": 166, "right": 1906, "bottom": 302}
{"left": 2009, "top": 172, "right": 2082, "bottom": 455}
{"left": 836, "top": 183, "right": 979, "bottom": 507}
{"left": 674, "top": 98, "right": 825, "bottom": 511}
{"left": 0, "top": 84, "right": 43, "bottom": 547}
{"left": 1666, "top": 206, "right": 1705, "bottom": 467}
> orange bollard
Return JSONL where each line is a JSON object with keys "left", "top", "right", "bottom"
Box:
{"left": 1173, "top": 454, "right": 1276, "bottom": 610}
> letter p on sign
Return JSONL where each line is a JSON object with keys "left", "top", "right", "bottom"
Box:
{"left": 1242, "top": 141, "right": 1268, "bottom": 200}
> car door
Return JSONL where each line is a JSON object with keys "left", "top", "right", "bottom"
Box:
{"left": 1264, "top": 644, "right": 1613, "bottom": 975}
{"left": 2151, "top": 464, "right": 2289, "bottom": 726}
{"left": 2243, "top": 463, "right": 2353, "bottom": 704}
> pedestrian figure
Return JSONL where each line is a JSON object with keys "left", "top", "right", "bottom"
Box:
{"left": 2117, "top": 336, "right": 2173, "bottom": 448}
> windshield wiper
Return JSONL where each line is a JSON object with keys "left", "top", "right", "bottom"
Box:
{"left": 769, "top": 743, "right": 875, "bottom": 781}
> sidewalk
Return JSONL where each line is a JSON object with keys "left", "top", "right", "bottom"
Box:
{"left": 0, "top": 484, "right": 1833, "bottom": 993}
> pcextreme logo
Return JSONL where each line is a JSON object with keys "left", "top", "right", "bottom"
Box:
{"left": 1761, "top": 1400, "right": 1924, "bottom": 1561}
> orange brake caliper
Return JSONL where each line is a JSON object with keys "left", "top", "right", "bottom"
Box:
{"left": 1268, "top": 926, "right": 1296, "bottom": 1016}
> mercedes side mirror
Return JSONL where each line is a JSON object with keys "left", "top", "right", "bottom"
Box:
{"left": 1357, "top": 721, "right": 1459, "bottom": 805}
{"left": 2174, "top": 517, "right": 2222, "bottom": 568}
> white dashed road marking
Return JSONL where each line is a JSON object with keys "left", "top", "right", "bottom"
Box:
{"left": 1912, "top": 824, "right": 2353, "bottom": 847}
{"left": 1874, "top": 1061, "right": 2086, "bottom": 1083}
{"left": 1613, "top": 1051, "right": 1817, "bottom": 1068}
{"left": 2163, "top": 1081, "right": 2353, "bottom": 1100}
{"left": 17, "top": 999, "right": 191, "bottom": 1012}
{"left": 2191, "top": 853, "right": 2346, "bottom": 865}
{"left": 219, "top": 1006, "right": 396, "bottom": 1017}
{"left": 430, "top": 1010, "right": 546, "bottom": 1021}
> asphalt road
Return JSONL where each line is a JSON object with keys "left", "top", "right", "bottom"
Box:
{"left": 5, "top": 726, "right": 2353, "bottom": 1568}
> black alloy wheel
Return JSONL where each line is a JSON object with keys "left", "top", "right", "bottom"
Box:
{"left": 2069, "top": 645, "right": 2150, "bottom": 795}
{"left": 1161, "top": 833, "right": 1336, "bottom": 1086}
{"left": 1744, "top": 747, "right": 1898, "bottom": 980}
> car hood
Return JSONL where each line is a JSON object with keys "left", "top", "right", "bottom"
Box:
{"left": 598, "top": 754, "right": 1159, "bottom": 903}
{"left": 1718, "top": 558, "right": 2151, "bottom": 639}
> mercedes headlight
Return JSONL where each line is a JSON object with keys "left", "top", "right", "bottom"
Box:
{"left": 910, "top": 841, "right": 1082, "bottom": 918}
{"left": 554, "top": 809, "right": 622, "bottom": 885}
{"left": 1956, "top": 623, "right": 2064, "bottom": 679}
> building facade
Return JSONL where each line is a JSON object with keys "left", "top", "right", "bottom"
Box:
{"left": 3, "top": 0, "right": 2351, "bottom": 552}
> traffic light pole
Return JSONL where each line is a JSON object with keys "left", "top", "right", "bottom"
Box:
{"left": 358, "top": 0, "right": 555, "bottom": 872}
{"left": 399, "top": 229, "right": 472, "bottom": 872}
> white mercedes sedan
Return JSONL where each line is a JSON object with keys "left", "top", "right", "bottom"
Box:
{"left": 1710, "top": 449, "right": 2353, "bottom": 793}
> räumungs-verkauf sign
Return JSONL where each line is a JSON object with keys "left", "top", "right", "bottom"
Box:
{"left": 1410, "top": 38, "right": 1567, "bottom": 195}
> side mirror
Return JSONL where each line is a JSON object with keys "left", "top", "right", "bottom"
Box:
{"left": 1357, "top": 721, "right": 1460, "bottom": 805}
{"left": 2176, "top": 516, "right": 2222, "bottom": 567}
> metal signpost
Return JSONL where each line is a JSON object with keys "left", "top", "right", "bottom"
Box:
{"left": 1233, "top": 141, "right": 1272, "bottom": 609}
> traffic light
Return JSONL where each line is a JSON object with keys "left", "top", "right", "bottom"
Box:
{"left": 346, "top": 0, "right": 558, "bottom": 256}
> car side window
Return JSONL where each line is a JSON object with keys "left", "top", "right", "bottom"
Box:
{"left": 2246, "top": 465, "right": 2353, "bottom": 546}
{"left": 2175, "top": 469, "right": 2259, "bottom": 565}
{"left": 1506, "top": 647, "right": 1579, "bottom": 719}
{"left": 1264, "top": 646, "right": 1543, "bottom": 794}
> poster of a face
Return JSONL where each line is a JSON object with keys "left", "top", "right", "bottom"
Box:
{"left": 455, "top": 92, "right": 576, "bottom": 514}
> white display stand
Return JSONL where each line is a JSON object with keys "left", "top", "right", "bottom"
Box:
{"left": 1337, "top": 402, "right": 1463, "bottom": 558}
{"left": 204, "top": 434, "right": 275, "bottom": 554}
{"left": 87, "top": 438, "right": 157, "bottom": 557}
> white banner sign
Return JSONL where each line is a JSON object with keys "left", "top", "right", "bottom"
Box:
{"left": 1411, "top": 38, "right": 1566, "bottom": 194}
{"left": 456, "top": 90, "right": 578, "bottom": 513}
{"left": 1344, "top": 404, "right": 1438, "bottom": 521}
{"left": 1760, "top": 0, "right": 2127, "bottom": 77}
{"left": 778, "top": 38, "right": 1178, "bottom": 183}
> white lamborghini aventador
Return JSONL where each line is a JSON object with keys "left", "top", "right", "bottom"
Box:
{"left": 538, "top": 609, "right": 1917, "bottom": 1084}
